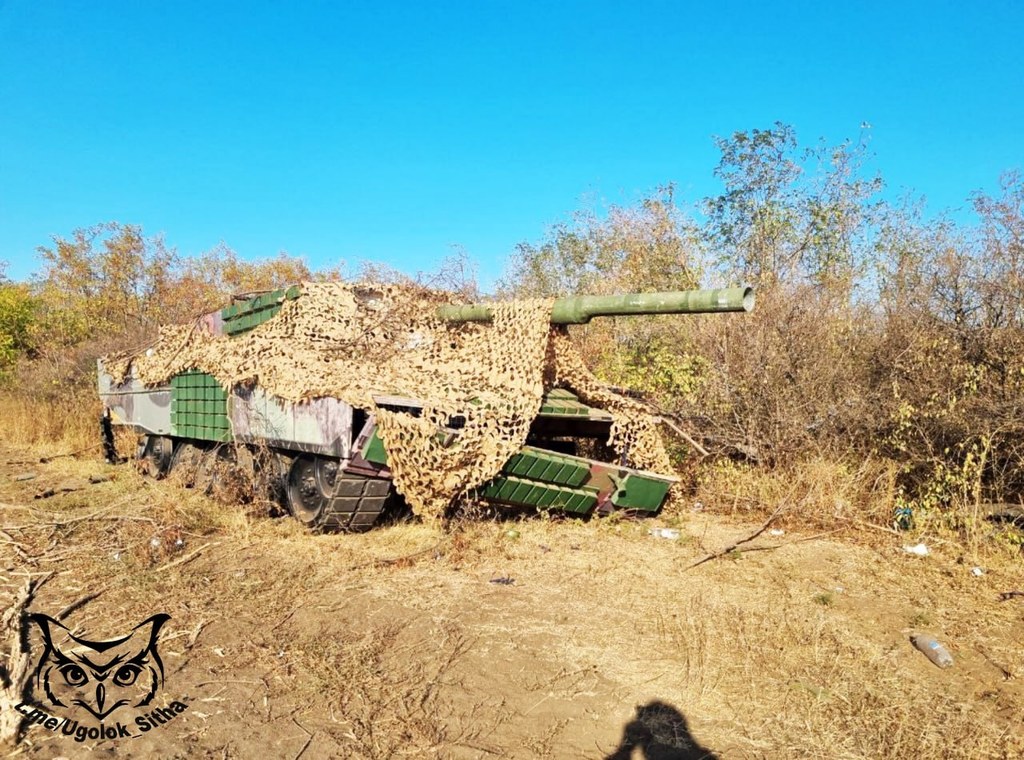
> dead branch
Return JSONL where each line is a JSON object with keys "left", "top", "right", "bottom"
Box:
{"left": 153, "top": 541, "right": 220, "bottom": 574}
{"left": 55, "top": 584, "right": 115, "bottom": 621}
{"left": 712, "top": 529, "right": 846, "bottom": 556}
{"left": 345, "top": 541, "right": 445, "bottom": 571}
{"left": 0, "top": 572, "right": 53, "bottom": 746}
{"left": 999, "top": 590, "right": 1024, "bottom": 602}
{"left": 54, "top": 514, "right": 157, "bottom": 526}
{"left": 974, "top": 644, "right": 1014, "bottom": 679}
{"left": 1, "top": 509, "right": 157, "bottom": 532}
{"left": 0, "top": 530, "right": 31, "bottom": 563}
{"left": 193, "top": 679, "right": 262, "bottom": 688}
{"left": 185, "top": 619, "right": 212, "bottom": 650}
{"left": 685, "top": 504, "right": 787, "bottom": 570}
{"left": 33, "top": 485, "right": 84, "bottom": 500}
{"left": 655, "top": 416, "right": 710, "bottom": 457}
{"left": 842, "top": 517, "right": 905, "bottom": 537}
{"left": 3, "top": 443, "right": 101, "bottom": 466}
{"left": 292, "top": 716, "right": 315, "bottom": 760}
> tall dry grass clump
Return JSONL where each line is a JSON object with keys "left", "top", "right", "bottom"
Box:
{"left": 0, "top": 391, "right": 99, "bottom": 452}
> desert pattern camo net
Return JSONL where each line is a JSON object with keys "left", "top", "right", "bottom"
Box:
{"left": 107, "top": 282, "right": 672, "bottom": 519}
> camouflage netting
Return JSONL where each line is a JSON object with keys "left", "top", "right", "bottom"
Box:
{"left": 106, "top": 282, "right": 672, "bottom": 519}
{"left": 547, "top": 330, "right": 673, "bottom": 477}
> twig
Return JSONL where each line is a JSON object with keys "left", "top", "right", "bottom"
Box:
{"left": 185, "top": 619, "right": 212, "bottom": 650}
{"left": 974, "top": 644, "right": 1014, "bottom": 679}
{"left": 1, "top": 510, "right": 157, "bottom": 532}
{"left": 685, "top": 504, "right": 787, "bottom": 570}
{"left": 453, "top": 742, "right": 502, "bottom": 756}
{"left": 999, "top": 590, "right": 1024, "bottom": 602}
{"left": 0, "top": 530, "right": 31, "bottom": 562}
{"left": 153, "top": 541, "right": 220, "bottom": 574}
{"left": 843, "top": 518, "right": 905, "bottom": 537}
{"left": 56, "top": 585, "right": 113, "bottom": 621}
{"left": 292, "top": 717, "right": 314, "bottom": 760}
{"left": 655, "top": 416, "right": 710, "bottom": 457}
{"left": 345, "top": 541, "right": 444, "bottom": 571}
{"left": 4, "top": 443, "right": 101, "bottom": 466}
{"left": 0, "top": 572, "right": 53, "bottom": 746}
{"left": 17, "top": 507, "right": 113, "bottom": 526}
{"left": 54, "top": 514, "right": 158, "bottom": 525}
{"left": 193, "top": 680, "right": 262, "bottom": 688}
{"left": 272, "top": 608, "right": 300, "bottom": 632}
{"left": 714, "top": 529, "right": 846, "bottom": 556}
{"left": 33, "top": 485, "right": 84, "bottom": 500}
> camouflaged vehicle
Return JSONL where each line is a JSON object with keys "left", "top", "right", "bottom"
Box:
{"left": 98, "top": 285, "right": 753, "bottom": 532}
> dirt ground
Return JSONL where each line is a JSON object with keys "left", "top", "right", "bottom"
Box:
{"left": 1, "top": 443, "right": 1023, "bottom": 759}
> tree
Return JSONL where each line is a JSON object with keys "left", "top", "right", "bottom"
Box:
{"left": 500, "top": 185, "right": 701, "bottom": 297}
{"left": 167, "top": 245, "right": 315, "bottom": 319}
{"left": 704, "top": 122, "right": 882, "bottom": 290}
{"left": 0, "top": 264, "right": 36, "bottom": 383}
{"left": 35, "top": 222, "right": 178, "bottom": 342}
{"left": 501, "top": 187, "right": 706, "bottom": 407}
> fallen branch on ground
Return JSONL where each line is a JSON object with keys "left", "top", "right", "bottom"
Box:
{"left": 712, "top": 528, "right": 846, "bottom": 556}
{"left": 4, "top": 443, "right": 101, "bottom": 466}
{"left": 0, "top": 572, "right": 53, "bottom": 746}
{"left": 1, "top": 508, "right": 157, "bottom": 532}
{"left": 56, "top": 584, "right": 116, "bottom": 621}
{"left": 0, "top": 530, "right": 31, "bottom": 562}
{"left": 185, "top": 619, "right": 212, "bottom": 650}
{"left": 974, "top": 644, "right": 1014, "bottom": 679}
{"left": 34, "top": 484, "right": 86, "bottom": 500}
{"left": 685, "top": 504, "right": 786, "bottom": 570}
{"left": 292, "top": 716, "right": 315, "bottom": 760}
{"left": 154, "top": 541, "right": 220, "bottom": 573}
{"left": 841, "top": 517, "right": 905, "bottom": 536}
{"left": 345, "top": 541, "right": 445, "bottom": 571}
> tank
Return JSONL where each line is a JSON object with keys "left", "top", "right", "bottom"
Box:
{"left": 98, "top": 283, "right": 753, "bottom": 532}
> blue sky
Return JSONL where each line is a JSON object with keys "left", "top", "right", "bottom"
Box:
{"left": 1, "top": 0, "right": 1021, "bottom": 289}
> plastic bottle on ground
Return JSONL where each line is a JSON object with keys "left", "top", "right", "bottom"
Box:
{"left": 912, "top": 634, "right": 954, "bottom": 668}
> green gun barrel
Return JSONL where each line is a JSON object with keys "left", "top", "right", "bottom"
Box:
{"left": 436, "top": 287, "right": 754, "bottom": 324}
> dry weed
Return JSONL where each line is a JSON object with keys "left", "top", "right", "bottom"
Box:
{"left": 0, "top": 392, "right": 99, "bottom": 453}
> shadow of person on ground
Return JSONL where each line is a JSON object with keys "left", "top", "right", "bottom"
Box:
{"left": 605, "top": 700, "right": 718, "bottom": 760}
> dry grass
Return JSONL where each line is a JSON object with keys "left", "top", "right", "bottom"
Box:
{"left": 0, "top": 391, "right": 99, "bottom": 453}
{"left": 2, "top": 400, "right": 1023, "bottom": 758}
{"left": 692, "top": 455, "right": 901, "bottom": 527}
{"left": 690, "top": 454, "right": 1024, "bottom": 563}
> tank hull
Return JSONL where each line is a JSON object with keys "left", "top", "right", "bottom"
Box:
{"left": 100, "top": 362, "right": 676, "bottom": 532}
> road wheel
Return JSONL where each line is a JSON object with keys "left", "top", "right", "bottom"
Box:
{"left": 169, "top": 441, "right": 204, "bottom": 486}
{"left": 138, "top": 435, "right": 174, "bottom": 477}
{"left": 286, "top": 455, "right": 336, "bottom": 529}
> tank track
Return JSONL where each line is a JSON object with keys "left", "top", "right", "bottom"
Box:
{"left": 135, "top": 435, "right": 392, "bottom": 533}
{"left": 318, "top": 469, "right": 392, "bottom": 532}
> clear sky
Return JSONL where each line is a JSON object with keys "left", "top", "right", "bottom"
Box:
{"left": 1, "top": 0, "right": 1021, "bottom": 288}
